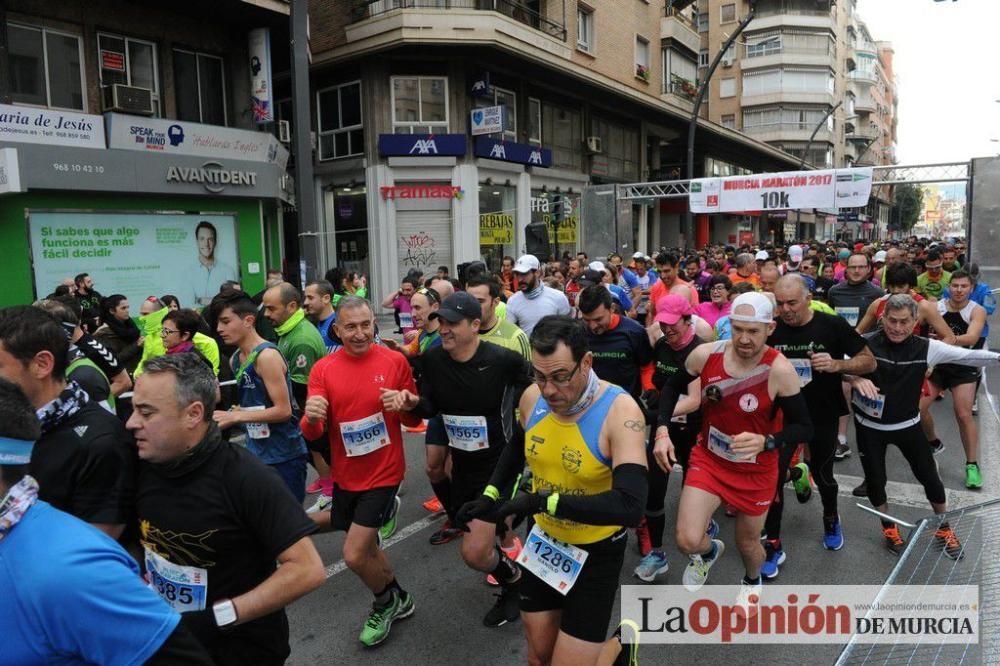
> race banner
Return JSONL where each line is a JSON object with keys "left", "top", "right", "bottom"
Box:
{"left": 689, "top": 167, "right": 873, "bottom": 213}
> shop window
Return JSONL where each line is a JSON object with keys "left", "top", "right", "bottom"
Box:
{"left": 8, "top": 23, "right": 85, "bottom": 110}
{"left": 174, "top": 49, "right": 227, "bottom": 125}
{"left": 97, "top": 33, "right": 160, "bottom": 115}
{"left": 391, "top": 76, "right": 448, "bottom": 134}
{"left": 317, "top": 81, "right": 363, "bottom": 161}
{"left": 479, "top": 184, "right": 518, "bottom": 273}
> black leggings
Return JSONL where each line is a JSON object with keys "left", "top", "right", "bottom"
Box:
{"left": 645, "top": 422, "right": 697, "bottom": 549}
{"left": 764, "top": 418, "right": 840, "bottom": 540}
{"left": 855, "top": 420, "right": 946, "bottom": 508}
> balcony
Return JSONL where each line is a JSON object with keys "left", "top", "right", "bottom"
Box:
{"left": 854, "top": 95, "right": 875, "bottom": 113}
{"left": 661, "top": 13, "right": 701, "bottom": 56}
{"left": 663, "top": 73, "right": 698, "bottom": 109}
{"left": 846, "top": 125, "right": 878, "bottom": 143}
{"left": 349, "top": 0, "right": 567, "bottom": 40}
{"left": 741, "top": 48, "right": 836, "bottom": 71}
{"left": 743, "top": 123, "right": 834, "bottom": 144}
{"left": 748, "top": 12, "right": 836, "bottom": 33}
{"left": 741, "top": 89, "right": 835, "bottom": 107}
{"left": 849, "top": 69, "right": 877, "bottom": 86}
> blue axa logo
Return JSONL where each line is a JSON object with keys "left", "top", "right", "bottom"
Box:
{"left": 167, "top": 124, "right": 185, "bottom": 146}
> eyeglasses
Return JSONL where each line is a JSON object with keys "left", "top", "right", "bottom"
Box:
{"left": 416, "top": 287, "right": 441, "bottom": 304}
{"left": 160, "top": 327, "right": 179, "bottom": 336}
{"left": 531, "top": 359, "right": 582, "bottom": 387}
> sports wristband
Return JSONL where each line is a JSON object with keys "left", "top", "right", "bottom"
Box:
{"left": 483, "top": 485, "right": 500, "bottom": 501}
{"left": 546, "top": 492, "right": 560, "bottom": 516}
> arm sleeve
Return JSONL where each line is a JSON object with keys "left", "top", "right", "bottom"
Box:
{"left": 396, "top": 357, "right": 422, "bottom": 428}
{"left": 772, "top": 392, "right": 814, "bottom": 452}
{"left": 657, "top": 367, "right": 699, "bottom": 427}
{"left": 551, "top": 462, "right": 647, "bottom": 527}
{"left": 299, "top": 361, "right": 328, "bottom": 441}
{"left": 82, "top": 338, "right": 120, "bottom": 375}
{"left": 411, "top": 365, "right": 439, "bottom": 419}
{"left": 927, "top": 339, "right": 1000, "bottom": 368}
{"left": 487, "top": 422, "right": 528, "bottom": 491}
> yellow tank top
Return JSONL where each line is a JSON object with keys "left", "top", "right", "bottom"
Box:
{"left": 524, "top": 384, "right": 625, "bottom": 544}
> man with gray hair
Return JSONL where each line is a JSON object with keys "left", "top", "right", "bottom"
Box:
{"left": 847, "top": 293, "right": 1000, "bottom": 559}
{"left": 129, "top": 353, "right": 324, "bottom": 664}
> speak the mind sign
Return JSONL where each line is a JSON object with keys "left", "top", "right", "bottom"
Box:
{"left": 689, "top": 167, "right": 873, "bottom": 213}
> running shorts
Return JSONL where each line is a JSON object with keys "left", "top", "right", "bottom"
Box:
{"left": 683, "top": 444, "right": 779, "bottom": 516}
{"left": 930, "top": 364, "right": 981, "bottom": 390}
{"left": 330, "top": 484, "right": 399, "bottom": 531}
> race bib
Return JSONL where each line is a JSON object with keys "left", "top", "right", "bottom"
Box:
{"left": 852, "top": 391, "right": 886, "bottom": 419}
{"left": 518, "top": 524, "right": 589, "bottom": 595}
{"left": 340, "top": 413, "right": 391, "bottom": 457}
{"left": 706, "top": 425, "right": 756, "bottom": 464}
{"left": 671, "top": 394, "right": 688, "bottom": 424}
{"left": 243, "top": 405, "right": 270, "bottom": 440}
{"left": 145, "top": 548, "right": 208, "bottom": 613}
{"left": 789, "top": 359, "right": 813, "bottom": 387}
{"left": 443, "top": 414, "right": 489, "bottom": 451}
{"left": 835, "top": 306, "right": 860, "bottom": 327}
{"left": 399, "top": 311, "right": 414, "bottom": 329}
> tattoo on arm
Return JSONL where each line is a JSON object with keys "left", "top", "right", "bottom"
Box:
{"left": 624, "top": 419, "right": 645, "bottom": 432}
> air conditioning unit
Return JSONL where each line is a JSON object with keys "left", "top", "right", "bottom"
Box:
{"left": 585, "top": 135, "right": 603, "bottom": 154}
{"left": 721, "top": 56, "right": 734, "bottom": 67}
{"left": 101, "top": 84, "right": 155, "bottom": 116}
{"left": 278, "top": 120, "right": 291, "bottom": 143}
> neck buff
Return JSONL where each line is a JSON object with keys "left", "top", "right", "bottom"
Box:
{"left": 0, "top": 476, "right": 39, "bottom": 544}
{"left": 150, "top": 423, "right": 223, "bottom": 479}
{"left": 669, "top": 325, "right": 696, "bottom": 351}
{"left": 274, "top": 308, "right": 306, "bottom": 336}
{"left": 36, "top": 381, "right": 89, "bottom": 435}
{"left": 524, "top": 284, "right": 544, "bottom": 300}
{"left": 565, "top": 369, "right": 601, "bottom": 416}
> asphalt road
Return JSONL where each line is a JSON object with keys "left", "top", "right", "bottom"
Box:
{"left": 284, "top": 369, "right": 1000, "bottom": 665}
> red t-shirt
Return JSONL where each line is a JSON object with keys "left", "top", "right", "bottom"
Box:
{"left": 648, "top": 277, "right": 699, "bottom": 319}
{"left": 301, "top": 345, "right": 419, "bottom": 491}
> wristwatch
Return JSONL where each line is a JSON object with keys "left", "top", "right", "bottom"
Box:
{"left": 212, "top": 599, "right": 239, "bottom": 628}
{"left": 764, "top": 435, "right": 777, "bottom": 451}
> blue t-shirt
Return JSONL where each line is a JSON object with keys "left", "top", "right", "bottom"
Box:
{"left": 316, "top": 312, "right": 338, "bottom": 352}
{"left": 609, "top": 284, "right": 633, "bottom": 311}
{"left": 620, "top": 269, "right": 640, "bottom": 290}
{"left": 0, "top": 500, "right": 179, "bottom": 665}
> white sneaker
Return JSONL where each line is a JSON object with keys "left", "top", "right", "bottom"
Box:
{"left": 306, "top": 493, "right": 333, "bottom": 514}
{"left": 682, "top": 539, "right": 724, "bottom": 591}
{"left": 736, "top": 577, "right": 763, "bottom": 618}
{"left": 972, "top": 399, "right": 979, "bottom": 416}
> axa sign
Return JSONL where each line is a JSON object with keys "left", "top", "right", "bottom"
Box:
{"left": 409, "top": 139, "right": 439, "bottom": 155}
{"left": 378, "top": 133, "right": 466, "bottom": 157}
{"left": 166, "top": 161, "right": 258, "bottom": 193}
{"left": 474, "top": 137, "right": 552, "bottom": 168}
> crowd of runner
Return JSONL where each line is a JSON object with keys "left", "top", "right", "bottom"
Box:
{"left": 1, "top": 235, "right": 996, "bottom": 665}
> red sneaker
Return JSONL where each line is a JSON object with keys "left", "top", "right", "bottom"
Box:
{"left": 487, "top": 536, "right": 523, "bottom": 586}
{"left": 423, "top": 496, "right": 443, "bottom": 513}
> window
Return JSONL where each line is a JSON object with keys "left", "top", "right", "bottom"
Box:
{"left": 746, "top": 33, "right": 782, "bottom": 58}
{"left": 317, "top": 81, "right": 362, "bottom": 161}
{"left": 721, "top": 114, "right": 736, "bottom": 129}
{"left": 741, "top": 68, "right": 832, "bottom": 97}
{"left": 664, "top": 48, "right": 698, "bottom": 98}
{"left": 635, "top": 36, "right": 649, "bottom": 79}
{"left": 577, "top": 6, "right": 593, "bottom": 52}
{"left": 720, "top": 3, "right": 736, "bottom": 22}
{"left": 742, "top": 106, "right": 834, "bottom": 132}
{"left": 697, "top": 12, "right": 709, "bottom": 33}
{"left": 699, "top": 49, "right": 709, "bottom": 68}
{"left": 528, "top": 97, "right": 541, "bottom": 145}
{"left": 474, "top": 86, "right": 516, "bottom": 141}
{"left": 391, "top": 76, "right": 448, "bottom": 133}
{"left": 98, "top": 33, "right": 160, "bottom": 115}
{"left": 174, "top": 49, "right": 226, "bottom": 125}
{"left": 8, "top": 23, "right": 85, "bottom": 110}
{"left": 542, "top": 101, "right": 581, "bottom": 169}
{"left": 719, "top": 78, "right": 735, "bottom": 98}
{"left": 723, "top": 44, "right": 736, "bottom": 63}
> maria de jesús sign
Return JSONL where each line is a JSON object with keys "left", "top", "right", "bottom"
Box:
{"left": 689, "top": 167, "right": 874, "bottom": 213}
{"left": 0, "top": 103, "right": 105, "bottom": 149}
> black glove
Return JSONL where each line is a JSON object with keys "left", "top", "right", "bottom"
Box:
{"left": 454, "top": 494, "right": 497, "bottom": 532}
{"left": 494, "top": 492, "right": 547, "bottom": 522}
{"left": 179, "top": 608, "right": 218, "bottom": 645}
{"left": 640, "top": 389, "right": 659, "bottom": 413}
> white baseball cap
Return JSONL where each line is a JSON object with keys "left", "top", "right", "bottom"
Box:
{"left": 788, "top": 245, "right": 803, "bottom": 263}
{"left": 513, "top": 254, "right": 540, "bottom": 274}
{"left": 874, "top": 250, "right": 887, "bottom": 263}
{"left": 754, "top": 250, "right": 770, "bottom": 261}
{"left": 730, "top": 292, "right": 774, "bottom": 324}
{"left": 632, "top": 251, "right": 646, "bottom": 260}
{"left": 588, "top": 260, "right": 607, "bottom": 272}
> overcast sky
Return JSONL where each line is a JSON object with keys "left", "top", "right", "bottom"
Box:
{"left": 857, "top": 0, "right": 999, "bottom": 166}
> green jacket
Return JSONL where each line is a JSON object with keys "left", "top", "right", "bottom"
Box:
{"left": 274, "top": 309, "right": 327, "bottom": 385}
{"left": 135, "top": 307, "right": 221, "bottom": 376}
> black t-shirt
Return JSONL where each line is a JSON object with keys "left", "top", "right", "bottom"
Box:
{"left": 136, "top": 432, "right": 317, "bottom": 661}
{"left": 768, "top": 312, "right": 868, "bottom": 422}
{"left": 812, "top": 277, "right": 836, "bottom": 302}
{"left": 76, "top": 333, "right": 121, "bottom": 377}
{"left": 586, "top": 314, "right": 653, "bottom": 401}
{"left": 415, "top": 341, "right": 531, "bottom": 469}
{"left": 31, "top": 402, "right": 136, "bottom": 525}
{"left": 652, "top": 335, "right": 705, "bottom": 431}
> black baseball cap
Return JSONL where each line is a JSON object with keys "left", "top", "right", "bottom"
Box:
{"left": 430, "top": 292, "right": 482, "bottom": 323}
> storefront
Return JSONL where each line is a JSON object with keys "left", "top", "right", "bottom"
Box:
{"left": 0, "top": 107, "right": 290, "bottom": 308}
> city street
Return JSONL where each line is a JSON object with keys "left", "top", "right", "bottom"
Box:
{"left": 286, "top": 368, "right": 1000, "bottom": 665}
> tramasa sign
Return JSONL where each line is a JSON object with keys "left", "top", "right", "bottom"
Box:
{"left": 380, "top": 185, "right": 464, "bottom": 200}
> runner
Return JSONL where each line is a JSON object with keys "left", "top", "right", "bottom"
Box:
{"left": 466, "top": 276, "right": 532, "bottom": 361}
{"left": 763, "top": 275, "right": 876, "bottom": 578}
{"left": 507, "top": 255, "right": 571, "bottom": 336}
{"left": 655, "top": 292, "right": 813, "bottom": 612}
{"left": 847, "top": 294, "right": 999, "bottom": 557}
{"left": 300, "top": 296, "right": 420, "bottom": 647}
{"left": 212, "top": 293, "right": 310, "bottom": 502}
{"left": 630, "top": 252, "right": 654, "bottom": 324}
{"left": 129, "top": 354, "right": 325, "bottom": 665}
{"left": 915, "top": 249, "right": 951, "bottom": 300}
{"left": 456, "top": 314, "right": 646, "bottom": 666}
{"left": 381, "top": 292, "right": 532, "bottom": 627}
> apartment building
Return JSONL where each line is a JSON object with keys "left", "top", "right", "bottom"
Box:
{"left": 694, "top": 0, "right": 898, "bottom": 240}
{"left": 305, "top": 0, "right": 809, "bottom": 301}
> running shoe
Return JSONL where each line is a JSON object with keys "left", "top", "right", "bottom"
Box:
{"left": 682, "top": 539, "right": 724, "bottom": 591}
{"left": 972, "top": 399, "right": 979, "bottom": 416}
{"left": 635, "top": 517, "right": 653, "bottom": 557}
{"left": 792, "top": 462, "right": 812, "bottom": 503}
{"left": 966, "top": 463, "right": 983, "bottom": 490}
{"left": 834, "top": 443, "right": 852, "bottom": 460}
{"left": 851, "top": 480, "right": 868, "bottom": 497}
{"left": 487, "top": 536, "right": 523, "bottom": 586}
{"left": 429, "top": 520, "right": 462, "bottom": 545}
{"left": 612, "top": 619, "right": 640, "bottom": 666}
{"left": 760, "top": 540, "right": 785, "bottom": 579}
{"left": 634, "top": 550, "right": 670, "bottom": 582}
{"left": 306, "top": 493, "right": 333, "bottom": 515}
{"left": 706, "top": 518, "right": 720, "bottom": 540}
{"left": 934, "top": 526, "right": 965, "bottom": 560}
{"left": 483, "top": 583, "right": 520, "bottom": 627}
{"left": 929, "top": 439, "right": 946, "bottom": 455}
{"left": 881, "top": 523, "right": 905, "bottom": 556}
{"left": 422, "top": 496, "right": 443, "bottom": 513}
{"left": 359, "top": 590, "right": 415, "bottom": 647}
{"left": 305, "top": 477, "right": 327, "bottom": 495}
{"left": 379, "top": 496, "right": 401, "bottom": 543}
{"left": 823, "top": 515, "right": 844, "bottom": 551}
{"left": 736, "top": 577, "right": 763, "bottom": 618}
